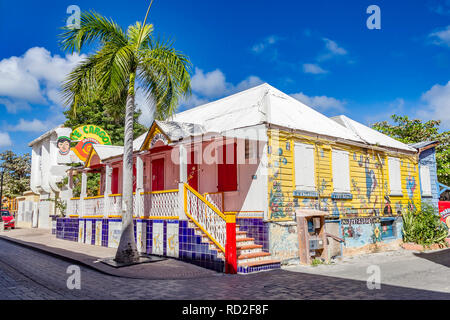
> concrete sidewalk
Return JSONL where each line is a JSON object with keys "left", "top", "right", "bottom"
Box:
{"left": 284, "top": 247, "right": 450, "bottom": 293}
{"left": 0, "top": 228, "right": 222, "bottom": 280}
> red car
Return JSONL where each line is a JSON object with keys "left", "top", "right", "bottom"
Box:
{"left": 1, "top": 210, "right": 15, "bottom": 229}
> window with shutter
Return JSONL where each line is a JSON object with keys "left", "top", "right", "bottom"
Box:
{"left": 388, "top": 157, "right": 402, "bottom": 195}
{"left": 332, "top": 150, "right": 350, "bottom": 192}
{"left": 294, "top": 143, "right": 315, "bottom": 191}
{"left": 420, "top": 165, "right": 432, "bottom": 197}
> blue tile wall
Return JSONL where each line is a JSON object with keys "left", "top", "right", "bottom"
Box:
{"left": 236, "top": 218, "right": 269, "bottom": 252}
{"left": 55, "top": 218, "right": 225, "bottom": 273}
{"left": 237, "top": 262, "right": 281, "bottom": 274}
{"left": 56, "top": 218, "right": 79, "bottom": 242}
{"left": 178, "top": 220, "right": 225, "bottom": 273}
{"left": 101, "top": 219, "right": 109, "bottom": 247}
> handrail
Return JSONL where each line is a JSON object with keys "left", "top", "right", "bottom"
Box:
{"left": 141, "top": 189, "right": 179, "bottom": 195}
{"left": 183, "top": 183, "right": 226, "bottom": 252}
{"left": 184, "top": 183, "right": 226, "bottom": 220}
{"left": 84, "top": 195, "right": 104, "bottom": 200}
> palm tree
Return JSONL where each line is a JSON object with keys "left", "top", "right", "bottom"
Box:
{"left": 60, "top": 3, "right": 191, "bottom": 263}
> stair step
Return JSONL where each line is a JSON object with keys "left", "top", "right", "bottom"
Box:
{"left": 237, "top": 244, "right": 262, "bottom": 250}
{"left": 238, "top": 259, "right": 281, "bottom": 268}
{"left": 238, "top": 251, "right": 271, "bottom": 260}
{"left": 236, "top": 231, "right": 246, "bottom": 235}
{"left": 236, "top": 237, "right": 254, "bottom": 242}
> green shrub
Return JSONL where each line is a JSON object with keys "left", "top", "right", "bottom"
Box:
{"left": 311, "top": 258, "right": 324, "bottom": 267}
{"left": 402, "top": 202, "right": 448, "bottom": 247}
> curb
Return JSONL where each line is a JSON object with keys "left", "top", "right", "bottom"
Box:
{"left": 0, "top": 234, "right": 223, "bottom": 280}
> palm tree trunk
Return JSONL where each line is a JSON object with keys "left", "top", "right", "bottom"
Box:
{"left": 114, "top": 88, "right": 140, "bottom": 263}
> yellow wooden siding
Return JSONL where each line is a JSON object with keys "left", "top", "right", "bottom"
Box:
{"left": 267, "top": 129, "right": 421, "bottom": 221}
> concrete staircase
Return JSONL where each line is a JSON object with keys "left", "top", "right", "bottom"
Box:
{"left": 188, "top": 221, "right": 280, "bottom": 274}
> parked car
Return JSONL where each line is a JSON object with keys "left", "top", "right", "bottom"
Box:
{"left": 1, "top": 210, "right": 15, "bottom": 229}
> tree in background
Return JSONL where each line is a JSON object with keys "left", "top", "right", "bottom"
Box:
{"left": 372, "top": 115, "right": 450, "bottom": 186}
{"left": 63, "top": 91, "right": 148, "bottom": 146}
{"left": 0, "top": 151, "right": 31, "bottom": 198}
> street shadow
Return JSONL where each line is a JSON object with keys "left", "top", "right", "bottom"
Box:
{"left": 413, "top": 247, "right": 450, "bottom": 268}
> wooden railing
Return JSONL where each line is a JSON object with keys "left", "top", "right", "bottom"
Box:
{"left": 184, "top": 183, "right": 237, "bottom": 273}
{"left": 141, "top": 190, "right": 179, "bottom": 218}
{"left": 204, "top": 192, "right": 224, "bottom": 212}
{"left": 84, "top": 195, "right": 104, "bottom": 216}
{"left": 69, "top": 191, "right": 179, "bottom": 218}
{"left": 108, "top": 194, "right": 123, "bottom": 216}
{"left": 68, "top": 197, "right": 81, "bottom": 216}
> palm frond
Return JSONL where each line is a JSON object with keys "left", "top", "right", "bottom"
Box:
{"left": 137, "top": 39, "right": 191, "bottom": 120}
{"left": 127, "top": 22, "right": 154, "bottom": 51}
{"left": 59, "top": 10, "right": 128, "bottom": 53}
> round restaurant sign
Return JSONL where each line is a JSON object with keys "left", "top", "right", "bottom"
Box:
{"left": 70, "top": 125, "right": 112, "bottom": 161}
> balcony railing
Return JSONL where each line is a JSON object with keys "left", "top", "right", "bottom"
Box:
{"left": 84, "top": 196, "right": 104, "bottom": 216}
{"left": 141, "top": 190, "right": 179, "bottom": 217}
{"left": 108, "top": 194, "right": 122, "bottom": 216}
{"left": 67, "top": 190, "right": 179, "bottom": 218}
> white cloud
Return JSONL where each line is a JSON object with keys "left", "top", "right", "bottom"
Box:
{"left": 8, "top": 118, "right": 48, "bottom": 132}
{"left": 0, "top": 98, "right": 32, "bottom": 113}
{"left": 0, "top": 132, "right": 12, "bottom": 148}
{"left": 302, "top": 63, "right": 328, "bottom": 74}
{"left": 417, "top": 81, "right": 450, "bottom": 128}
{"left": 251, "top": 35, "right": 280, "bottom": 54}
{"left": 191, "top": 68, "right": 228, "bottom": 98}
{"left": 235, "top": 76, "right": 265, "bottom": 92}
{"left": 291, "top": 92, "right": 346, "bottom": 112}
{"left": 429, "top": 25, "right": 450, "bottom": 47}
{"left": 180, "top": 68, "right": 263, "bottom": 109}
{"left": 191, "top": 67, "right": 263, "bottom": 98}
{"left": 317, "top": 38, "right": 348, "bottom": 61}
{"left": 0, "top": 47, "right": 85, "bottom": 111}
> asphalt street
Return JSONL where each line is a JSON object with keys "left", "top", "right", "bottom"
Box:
{"left": 1, "top": 238, "right": 449, "bottom": 300}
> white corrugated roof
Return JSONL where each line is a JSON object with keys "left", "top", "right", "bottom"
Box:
{"left": 172, "top": 83, "right": 364, "bottom": 143}
{"left": 91, "top": 144, "right": 124, "bottom": 161}
{"left": 155, "top": 120, "right": 207, "bottom": 141}
{"left": 133, "top": 133, "right": 147, "bottom": 151}
{"left": 331, "top": 115, "right": 416, "bottom": 152}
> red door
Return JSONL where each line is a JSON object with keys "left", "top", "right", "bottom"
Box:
{"left": 111, "top": 168, "right": 119, "bottom": 194}
{"left": 152, "top": 158, "right": 165, "bottom": 191}
{"left": 218, "top": 141, "right": 237, "bottom": 192}
{"left": 187, "top": 148, "right": 198, "bottom": 190}
{"left": 133, "top": 165, "right": 136, "bottom": 193}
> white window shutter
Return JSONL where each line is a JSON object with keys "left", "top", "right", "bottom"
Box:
{"left": 332, "top": 150, "right": 350, "bottom": 192}
{"left": 420, "top": 165, "right": 432, "bottom": 196}
{"left": 294, "top": 143, "right": 316, "bottom": 191}
{"left": 388, "top": 157, "right": 402, "bottom": 195}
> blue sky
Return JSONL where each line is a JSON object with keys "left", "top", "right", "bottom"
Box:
{"left": 0, "top": 0, "right": 449, "bottom": 155}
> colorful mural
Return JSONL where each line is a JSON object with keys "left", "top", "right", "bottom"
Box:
{"left": 267, "top": 129, "right": 421, "bottom": 221}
